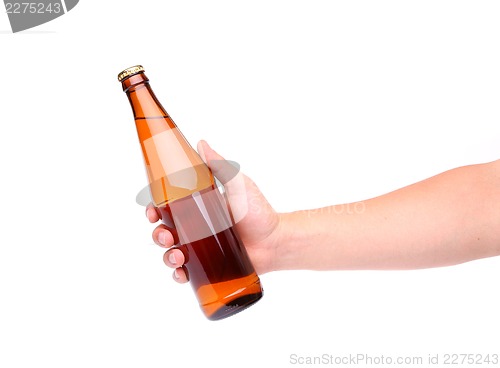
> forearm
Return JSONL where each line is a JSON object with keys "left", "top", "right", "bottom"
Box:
{"left": 275, "top": 160, "right": 500, "bottom": 271}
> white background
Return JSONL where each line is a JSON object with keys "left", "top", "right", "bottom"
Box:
{"left": 1, "top": 1, "right": 499, "bottom": 367}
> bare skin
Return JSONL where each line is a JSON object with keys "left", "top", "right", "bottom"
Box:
{"left": 146, "top": 140, "right": 500, "bottom": 283}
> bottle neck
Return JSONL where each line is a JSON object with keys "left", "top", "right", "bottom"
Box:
{"left": 122, "top": 73, "right": 168, "bottom": 119}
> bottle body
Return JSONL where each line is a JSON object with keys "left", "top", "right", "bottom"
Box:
{"left": 119, "top": 66, "right": 263, "bottom": 320}
{"left": 160, "top": 187, "right": 262, "bottom": 320}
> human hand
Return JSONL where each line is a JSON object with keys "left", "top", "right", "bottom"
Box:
{"left": 146, "top": 140, "right": 282, "bottom": 283}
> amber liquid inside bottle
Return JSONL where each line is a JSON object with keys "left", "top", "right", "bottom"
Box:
{"left": 120, "top": 66, "right": 263, "bottom": 320}
{"left": 159, "top": 186, "right": 262, "bottom": 320}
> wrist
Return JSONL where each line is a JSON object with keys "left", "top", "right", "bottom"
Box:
{"left": 273, "top": 211, "right": 310, "bottom": 271}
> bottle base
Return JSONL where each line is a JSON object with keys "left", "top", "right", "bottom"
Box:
{"left": 197, "top": 275, "right": 264, "bottom": 321}
{"left": 207, "top": 291, "right": 263, "bottom": 321}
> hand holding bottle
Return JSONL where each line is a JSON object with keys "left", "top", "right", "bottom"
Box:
{"left": 147, "top": 140, "right": 283, "bottom": 283}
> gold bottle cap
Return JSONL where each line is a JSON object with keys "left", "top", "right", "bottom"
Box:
{"left": 117, "top": 65, "right": 145, "bottom": 82}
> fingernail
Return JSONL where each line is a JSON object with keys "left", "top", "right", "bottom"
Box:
{"left": 145, "top": 207, "right": 150, "bottom": 219}
{"left": 168, "top": 252, "right": 177, "bottom": 265}
{"left": 198, "top": 141, "right": 207, "bottom": 163}
{"left": 158, "top": 231, "right": 166, "bottom": 246}
{"left": 173, "top": 269, "right": 180, "bottom": 279}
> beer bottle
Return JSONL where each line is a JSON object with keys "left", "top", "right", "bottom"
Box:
{"left": 118, "top": 65, "right": 263, "bottom": 320}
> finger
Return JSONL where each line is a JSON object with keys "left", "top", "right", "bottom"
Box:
{"left": 197, "top": 140, "right": 249, "bottom": 223}
{"left": 197, "top": 140, "right": 243, "bottom": 184}
{"left": 197, "top": 139, "right": 210, "bottom": 163}
{"left": 146, "top": 203, "right": 161, "bottom": 223}
{"left": 172, "top": 267, "right": 189, "bottom": 284}
{"left": 152, "top": 225, "right": 176, "bottom": 248}
{"left": 197, "top": 140, "right": 238, "bottom": 183}
{"left": 163, "top": 248, "right": 186, "bottom": 268}
{"left": 198, "top": 140, "right": 224, "bottom": 164}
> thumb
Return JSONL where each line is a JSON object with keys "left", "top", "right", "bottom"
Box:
{"left": 197, "top": 139, "right": 220, "bottom": 163}
{"left": 197, "top": 140, "right": 240, "bottom": 185}
{"left": 197, "top": 140, "right": 249, "bottom": 224}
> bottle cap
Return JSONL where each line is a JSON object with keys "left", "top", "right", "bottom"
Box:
{"left": 118, "top": 65, "right": 145, "bottom": 82}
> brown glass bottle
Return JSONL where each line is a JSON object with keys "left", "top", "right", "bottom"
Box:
{"left": 118, "top": 66, "right": 263, "bottom": 320}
